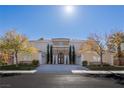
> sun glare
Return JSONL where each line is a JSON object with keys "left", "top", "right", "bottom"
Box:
{"left": 65, "top": 6, "right": 74, "bottom": 14}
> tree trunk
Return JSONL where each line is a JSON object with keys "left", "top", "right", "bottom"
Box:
{"left": 117, "top": 45, "right": 121, "bottom": 65}
{"left": 12, "top": 52, "right": 15, "bottom": 65}
{"left": 15, "top": 51, "right": 18, "bottom": 67}
{"left": 100, "top": 52, "right": 103, "bottom": 67}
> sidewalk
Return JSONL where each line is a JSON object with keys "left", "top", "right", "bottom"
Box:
{"left": 72, "top": 70, "right": 124, "bottom": 74}
{"left": 0, "top": 70, "right": 36, "bottom": 74}
{"left": 0, "top": 70, "right": 124, "bottom": 74}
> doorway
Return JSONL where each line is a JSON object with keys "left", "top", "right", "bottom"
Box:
{"left": 58, "top": 53, "right": 64, "bottom": 64}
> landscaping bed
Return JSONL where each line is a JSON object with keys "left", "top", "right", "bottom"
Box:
{"left": 0, "top": 64, "right": 38, "bottom": 70}
{"left": 87, "top": 65, "right": 124, "bottom": 71}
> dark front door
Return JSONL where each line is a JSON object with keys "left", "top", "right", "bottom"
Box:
{"left": 58, "top": 53, "right": 64, "bottom": 64}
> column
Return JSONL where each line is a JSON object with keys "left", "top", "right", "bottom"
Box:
{"left": 64, "top": 55, "right": 66, "bottom": 64}
{"left": 38, "top": 52, "right": 42, "bottom": 64}
{"left": 53, "top": 55, "right": 54, "bottom": 64}
{"left": 56, "top": 55, "right": 58, "bottom": 64}
{"left": 67, "top": 55, "right": 69, "bottom": 64}
{"left": 54, "top": 55, "right": 56, "bottom": 64}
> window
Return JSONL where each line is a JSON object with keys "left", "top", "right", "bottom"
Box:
{"left": 59, "top": 42, "right": 64, "bottom": 46}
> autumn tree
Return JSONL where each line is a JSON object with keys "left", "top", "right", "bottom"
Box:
{"left": 0, "top": 37, "right": 13, "bottom": 65}
{"left": 107, "top": 31, "right": 124, "bottom": 65}
{"left": 80, "top": 33, "right": 106, "bottom": 66}
{"left": 0, "top": 52, "right": 9, "bottom": 65}
{"left": 0, "top": 30, "right": 37, "bottom": 66}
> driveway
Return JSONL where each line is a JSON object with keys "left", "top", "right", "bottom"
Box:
{"left": 1, "top": 65, "right": 123, "bottom": 88}
{"left": 0, "top": 74, "right": 123, "bottom": 88}
{"left": 36, "top": 64, "right": 88, "bottom": 74}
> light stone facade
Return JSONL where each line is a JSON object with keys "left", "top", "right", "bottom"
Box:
{"left": 18, "top": 38, "right": 115, "bottom": 65}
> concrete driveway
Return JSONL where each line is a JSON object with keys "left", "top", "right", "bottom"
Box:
{"left": 36, "top": 64, "right": 88, "bottom": 74}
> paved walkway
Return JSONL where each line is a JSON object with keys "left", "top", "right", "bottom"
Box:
{"left": 36, "top": 64, "right": 88, "bottom": 74}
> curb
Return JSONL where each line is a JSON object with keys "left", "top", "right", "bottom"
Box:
{"left": 72, "top": 70, "right": 124, "bottom": 74}
{"left": 0, "top": 70, "right": 37, "bottom": 74}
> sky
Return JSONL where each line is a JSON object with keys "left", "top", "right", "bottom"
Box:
{"left": 0, "top": 5, "right": 124, "bottom": 40}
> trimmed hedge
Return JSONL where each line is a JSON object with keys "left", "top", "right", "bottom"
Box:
{"left": 82, "top": 60, "right": 88, "bottom": 66}
{"left": 0, "top": 63, "right": 38, "bottom": 70}
{"left": 0, "top": 60, "right": 7, "bottom": 66}
{"left": 87, "top": 65, "right": 124, "bottom": 70}
{"left": 32, "top": 60, "right": 39, "bottom": 66}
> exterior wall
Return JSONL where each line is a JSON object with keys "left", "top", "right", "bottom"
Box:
{"left": 18, "top": 52, "right": 39, "bottom": 64}
{"left": 70, "top": 40, "right": 84, "bottom": 54}
{"left": 18, "top": 40, "right": 50, "bottom": 64}
{"left": 81, "top": 51, "right": 114, "bottom": 65}
{"left": 81, "top": 51, "right": 99, "bottom": 65}
{"left": 17, "top": 38, "right": 114, "bottom": 65}
{"left": 103, "top": 52, "right": 114, "bottom": 65}
{"left": 113, "top": 58, "right": 124, "bottom": 66}
{"left": 30, "top": 40, "right": 50, "bottom": 52}
{"left": 75, "top": 54, "right": 81, "bottom": 64}
{"left": 121, "top": 43, "right": 124, "bottom": 51}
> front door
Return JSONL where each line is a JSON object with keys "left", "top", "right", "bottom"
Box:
{"left": 58, "top": 53, "right": 64, "bottom": 64}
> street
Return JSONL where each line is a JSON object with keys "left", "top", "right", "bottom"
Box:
{"left": 0, "top": 73, "right": 124, "bottom": 88}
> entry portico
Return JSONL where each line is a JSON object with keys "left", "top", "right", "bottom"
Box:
{"left": 52, "top": 38, "right": 70, "bottom": 64}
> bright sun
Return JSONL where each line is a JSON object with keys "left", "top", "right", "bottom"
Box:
{"left": 65, "top": 6, "right": 74, "bottom": 14}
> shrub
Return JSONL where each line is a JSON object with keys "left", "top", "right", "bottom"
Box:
{"left": 0, "top": 60, "right": 3, "bottom": 66}
{"left": 18, "top": 63, "right": 28, "bottom": 66}
{"left": 0, "top": 60, "right": 7, "bottom": 66}
{"left": 82, "top": 60, "right": 88, "bottom": 66}
{"left": 32, "top": 60, "right": 39, "bottom": 66}
{"left": 103, "top": 63, "right": 110, "bottom": 67}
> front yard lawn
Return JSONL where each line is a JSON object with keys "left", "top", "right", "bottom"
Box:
{"left": 0, "top": 64, "right": 38, "bottom": 70}
{"left": 87, "top": 65, "right": 124, "bottom": 71}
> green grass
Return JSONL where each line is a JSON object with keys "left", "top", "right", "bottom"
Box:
{"left": 0, "top": 64, "right": 38, "bottom": 70}
{"left": 87, "top": 65, "right": 124, "bottom": 71}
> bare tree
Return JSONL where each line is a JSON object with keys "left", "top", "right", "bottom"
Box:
{"left": 80, "top": 33, "right": 106, "bottom": 66}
